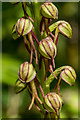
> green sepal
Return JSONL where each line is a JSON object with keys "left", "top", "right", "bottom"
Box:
{"left": 12, "top": 25, "right": 20, "bottom": 40}
{"left": 15, "top": 79, "right": 27, "bottom": 94}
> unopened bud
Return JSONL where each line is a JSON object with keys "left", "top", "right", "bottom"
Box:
{"left": 58, "top": 21, "right": 72, "bottom": 38}
{"left": 39, "top": 36, "right": 57, "bottom": 59}
{"left": 49, "top": 20, "right": 72, "bottom": 38}
{"left": 18, "top": 62, "right": 36, "bottom": 83}
{"left": 15, "top": 17, "right": 33, "bottom": 36}
{"left": 44, "top": 92, "right": 63, "bottom": 114}
{"left": 41, "top": 2, "right": 58, "bottom": 19}
{"left": 60, "top": 66, "right": 76, "bottom": 86}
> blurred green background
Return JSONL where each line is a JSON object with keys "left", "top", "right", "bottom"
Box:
{"left": 2, "top": 2, "right": 79, "bottom": 119}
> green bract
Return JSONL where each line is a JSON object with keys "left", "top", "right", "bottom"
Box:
{"left": 60, "top": 66, "right": 76, "bottom": 86}
{"left": 41, "top": 2, "right": 58, "bottom": 19}
{"left": 44, "top": 92, "right": 62, "bottom": 114}
{"left": 15, "top": 79, "right": 27, "bottom": 94}
{"left": 18, "top": 62, "right": 36, "bottom": 83}
{"left": 39, "top": 36, "right": 57, "bottom": 59}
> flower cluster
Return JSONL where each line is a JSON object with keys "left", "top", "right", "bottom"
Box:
{"left": 12, "top": 2, "right": 76, "bottom": 119}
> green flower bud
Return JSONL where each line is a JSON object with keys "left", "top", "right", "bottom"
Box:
{"left": 41, "top": 2, "right": 58, "bottom": 19}
{"left": 44, "top": 92, "right": 62, "bottom": 114}
{"left": 15, "top": 79, "right": 27, "bottom": 94}
{"left": 18, "top": 62, "right": 36, "bottom": 83}
{"left": 15, "top": 17, "right": 33, "bottom": 36}
{"left": 58, "top": 21, "right": 72, "bottom": 38}
{"left": 60, "top": 66, "right": 76, "bottom": 86}
{"left": 39, "top": 36, "right": 57, "bottom": 59}
{"left": 49, "top": 20, "right": 72, "bottom": 39}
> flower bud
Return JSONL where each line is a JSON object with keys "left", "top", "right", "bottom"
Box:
{"left": 41, "top": 2, "right": 58, "bottom": 19}
{"left": 60, "top": 66, "right": 76, "bottom": 86}
{"left": 49, "top": 20, "right": 72, "bottom": 38}
{"left": 15, "top": 17, "right": 33, "bottom": 36}
{"left": 44, "top": 92, "right": 63, "bottom": 114}
{"left": 39, "top": 36, "right": 57, "bottom": 59}
{"left": 58, "top": 21, "right": 72, "bottom": 38}
{"left": 18, "top": 62, "right": 36, "bottom": 83}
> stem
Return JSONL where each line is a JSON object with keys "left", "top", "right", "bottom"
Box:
{"left": 49, "top": 64, "right": 57, "bottom": 79}
{"left": 30, "top": 80, "right": 42, "bottom": 104}
{"left": 54, "top": 27, "right": 59, "bottom": 45}
{"left": 30, "top": 47, "right": 33, "bottom": 63}
{"left": 22, "top": 2, "right": 34, "bottom": 22}
{"left": 40, "top": 17, "right": 45, "bottom": 36}
{"left": 55, "top": 32, "right": 59, "bottom": 45}
{"left": 28, "top": 32, "right": 38, "bottom": 64}
{"left": 36, "top": 79, "right": 44, "bottom": 98}
{"left": 45, "top": 18, "right": 49, "bottom": 35}
{"left": 28, "top": 95, "right": 34, "bottom": 110}
{"left": 56, "top": 77, "right": 62, "bottom": 94}
{"left": 23, "top": 36, "right": 35, "bottom": 58}
{"left": 31, "top": 31, "right": 39, "bottom": 45}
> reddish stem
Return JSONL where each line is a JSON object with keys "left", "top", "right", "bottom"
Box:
{"left": 31, "top": 31, "right": 39, "bottom": 45}
{"left": 36, "top": 79, "right": 44, "bottom": 98}
{"left": 49, "top": 65, "right": 57, "bottom": 79}
{"left": 55, "top": 33, "right": 59, "bottom": 45}
{"left": 22, "top": 2, "right": 34, "bottom": 23}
